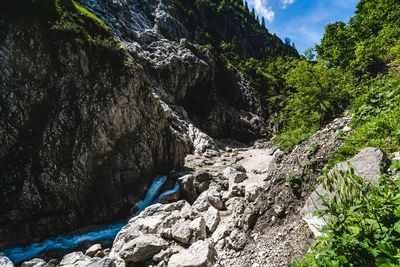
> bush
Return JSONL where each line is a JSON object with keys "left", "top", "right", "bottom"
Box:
{"left": 294, "top": 165, "right": 400, "bottom": 266}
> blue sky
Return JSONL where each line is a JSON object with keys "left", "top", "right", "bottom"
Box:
{"left": 246, "top": 0, "right": 359, "bottom": 54}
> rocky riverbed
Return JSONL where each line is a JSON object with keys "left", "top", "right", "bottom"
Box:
{"left": 2, "top": 115, "right": 341, "bottom": 266}
{"left": 3, "top": 114, "right": 398, "bottom": 266}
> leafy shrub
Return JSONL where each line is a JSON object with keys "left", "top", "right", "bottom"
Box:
{"left": 294, "top": 165, "right": 400, "bottom": 266}
{"left": 330, "top": 77, "right": 400, "bottom": 164}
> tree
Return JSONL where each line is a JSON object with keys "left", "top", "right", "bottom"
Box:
{"left": 261, "top": 16, "right": 265, "bottom": 27}
{"left": 315, "top": 21, "right": 355, "bottom": 70}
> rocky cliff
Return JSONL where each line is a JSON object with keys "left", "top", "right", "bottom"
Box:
{"left": 0, "top": 0, "right": 184, "bottom": 248}
{"left": 79, "top": 0, "right": 297, "bottom": 145}
{"left": 0, "top": 0, "right": 296, "bottom": 250}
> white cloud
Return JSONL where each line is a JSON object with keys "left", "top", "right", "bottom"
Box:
{"left": 281, "top": 0, "right": 295, "bottom": 9}
{"left": 249, "top": 0, "right": 275, "bottom": 22}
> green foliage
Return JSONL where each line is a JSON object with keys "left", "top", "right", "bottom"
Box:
{"left": 390, "top": 160, "right": 400, "bottom": 174}
{"left": 2, "top": 0, "right": 124, "bottom": 63}
{"left": 274, "top": 59, "right": 352, "bottom": 151}
{"left": 52, "top": 0, "right": 123, "bottom": 58}
{"left": 285, "top": 173, "right": 301, "bottom": 190}
{"left": 316, "top": 0, "right": 400, "bottom": 77}
{"left": 330, "top": 77, "right": 400, "bottom": 164}
{"left": 315, "top": 22, "right": 355, "bottom": 69}
{"left": 294, "top": 167, "right": 400, "bottom": 266}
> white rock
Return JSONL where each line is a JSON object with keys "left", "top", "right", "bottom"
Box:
{"left": 204, "top": 149, "right": 220, "bottom": 158}
{"left": 190, "top": 217, "right": 207, "bottom": 240}
{"left": 193, "top": 189, "right": 223, "bottom": 211}
{"left": 59, "top": 252, "right": 93, "bottom": 267}
{"left": 85, "top": 244, "right": 102, "bottom": 257}
{"left": 223, "top": 167, "right": 247, "bottom": 183}
{"left": 0, "top": 254, "right": 13, "bottom": 267}
{"left": 172, "top": 219, "right": 192, "bottom": 244}
{"left": 21, "top": 258, "right": 46, "bottom": 267}
{"left": 168, "top": 241, "right": 217, "bottom": 267}
{"left": 212, "top": 222, "right": 234, "bottom": 243}
{"left": 245, "top": 184, "right": 262, "bottom": 202}
{"left": 222, "top": 190, "right": 234, "bottom": 201}
{"left": 204, "top": 206, "right": 220, "bottom": 233}
{"left": 118, "top": 234, "right": 169, "bottom": 262}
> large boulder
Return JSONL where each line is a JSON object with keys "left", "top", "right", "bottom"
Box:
{"left": 301, "top": 147, "right": 387, "bottom": 236}
{"left": 113, "top": 201, "right": 191, "bottom": 251}
{"left": 0, "top": 253, "right": 14, "bottom": 267}
{"left": 190, "top": 217, "right": 207, "bottom": 240}
{"left": 223, "top": 167, "right": 247, "bottom": 184}
{"left": 117, "top": 234, "right": 169, "bottom": 263}
{"left": 167, "top": 241, "right": 217, "bottom": 267}
{"left": 178, "top": 172, "right": 212, "bottom": 204}
{"left": 193, "top": 189, "right": 223, "bottom": 212}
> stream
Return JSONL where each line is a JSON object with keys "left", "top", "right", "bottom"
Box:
{"left": 1, "top": 176, "right": 180, "bottom": 264}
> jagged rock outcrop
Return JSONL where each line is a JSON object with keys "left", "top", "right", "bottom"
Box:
{"left": 0, "top": 3, "right": 184, "bottom": 248}
{"left": 79, "top": 0, "right": 297, "bottom": 147}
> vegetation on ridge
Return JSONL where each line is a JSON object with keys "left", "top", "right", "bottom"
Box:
{"left": 274, "top": 0, "right": 400, "bottom": 265}
{"left": 1, "top": 0, "right": 125, "bottom": 66}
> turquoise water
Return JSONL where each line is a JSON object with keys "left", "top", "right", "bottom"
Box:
{"left": 1, "top": 175, "right": 180, "bottom": 264}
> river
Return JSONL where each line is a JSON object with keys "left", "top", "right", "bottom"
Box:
{"left": 1, "top": 175, "right": 180, "bottom": 264}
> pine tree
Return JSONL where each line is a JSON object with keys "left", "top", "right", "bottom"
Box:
{"left": 261, "top": 16, "right": 265, "bottom": 27}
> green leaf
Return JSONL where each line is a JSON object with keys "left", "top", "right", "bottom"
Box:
{"left": 377, "top": 242, "right": 396, "bottom": 258}
{"left": 337, "top": 255, "right": 348, "bottom": 264}
{"left": 393, "top": 221, "right": 400, "bottom": 234}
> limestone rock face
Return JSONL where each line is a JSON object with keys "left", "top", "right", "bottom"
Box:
{"left": 301, "top": 147, "right": 387, "bottom": 236}
{"left": 167, "top": 241, "right": 217, "bottom": 267}
{"left": 1, "top": 0, "right": 296, "bottom": 252}
{"left": 79, "top": 0, "right": 278, "bottom": 147}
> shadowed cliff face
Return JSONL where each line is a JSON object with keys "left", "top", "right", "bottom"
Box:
{"left": 0, "top": 3, "right": 185, "bottom": 248}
